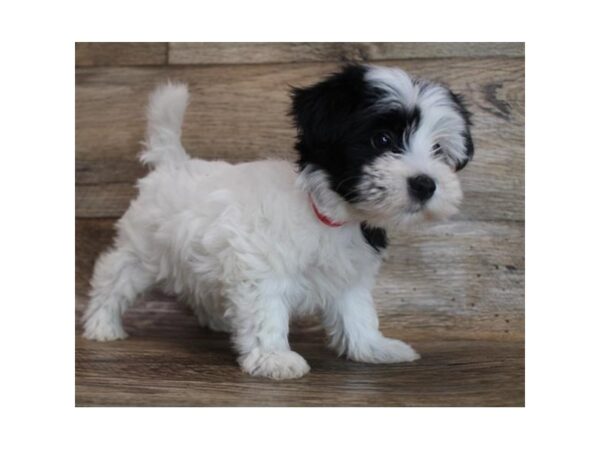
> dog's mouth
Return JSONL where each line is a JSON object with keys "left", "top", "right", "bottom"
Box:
{"left": 404, "top": 203, "right": 424, "bottom": 214}
{"left": 351, "top": 185, "right": 460, "bottom": 229}
{"left": 356, "top": 202, "right": 431, "bottom": 230}
{"left": 389, "top": 197, "right": 459, "bottom": 227}
{"left": 405, "top": 202, "right": 441, "bottom": 219}
{"left": 398, "top": 203, "right": 438, "bottom": 225}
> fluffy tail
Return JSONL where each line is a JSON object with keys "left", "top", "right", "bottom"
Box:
{"left": 140, "top": 82, "right": 190, "bottom": 169}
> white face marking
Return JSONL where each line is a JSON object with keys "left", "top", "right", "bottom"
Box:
{"left": 351, "top": 66, "right": 469, "bottom": 229}
{"left": 365, "top": 65, "right": 471, "bottom": 167}
{"left": 355, "top": 153, "right": 463, "bottom": 229}
{"left": 365, "top": 66, "right": 418, "bottom": 108}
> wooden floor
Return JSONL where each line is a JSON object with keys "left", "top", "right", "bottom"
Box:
{"left": 75, "top": 43, "right": 525, "bottom": 407}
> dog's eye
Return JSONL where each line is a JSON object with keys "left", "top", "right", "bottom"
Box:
{"left": 432, "top": 143, "right": 443, "bottom": 156}
{"left": 371, "top": 131, "right": 394, "bottom": 151}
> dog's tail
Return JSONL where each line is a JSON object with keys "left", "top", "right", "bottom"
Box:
{"left": 140, "top": 82, "right": 190, "bottom": 169}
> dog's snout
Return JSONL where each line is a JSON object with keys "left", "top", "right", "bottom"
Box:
{"left": 408, "top": 175, "right": 436, "bottom": 202}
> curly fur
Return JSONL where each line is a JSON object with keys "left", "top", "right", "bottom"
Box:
{"left": 83, "top": 66, "right": 473, "bottom": 379}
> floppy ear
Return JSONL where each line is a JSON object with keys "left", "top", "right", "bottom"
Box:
{"left": 290, "top": 64, "right": 368, "bottom": 149}
{"left": 448, "top": 90, "right": 474, "bottom": 171}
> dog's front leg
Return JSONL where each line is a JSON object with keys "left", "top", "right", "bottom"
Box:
{"left": 229, "top": 281, "right": 310, "bottom": 380}
{"left": 324, "top": 286, "right": 420, "bottom": 364}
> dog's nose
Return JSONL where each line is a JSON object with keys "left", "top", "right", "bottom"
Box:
{"left": 408, "top": 175, "right": 436, "bottom": 202}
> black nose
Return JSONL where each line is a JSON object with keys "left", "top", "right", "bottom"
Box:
{"left": 408, "top": 175, "right": 436, "bottom": 202}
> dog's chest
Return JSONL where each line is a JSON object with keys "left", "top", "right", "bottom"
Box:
{"left": 279, "top": 226, "right": 381, "bottom": 311}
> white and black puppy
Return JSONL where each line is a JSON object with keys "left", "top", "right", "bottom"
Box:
{"left": 83, "top": 64, "right": 473, "bottom": 379}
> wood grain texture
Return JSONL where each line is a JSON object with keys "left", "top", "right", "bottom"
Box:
{"left": 76, "top": 335, "right": 523, "bottom": 407}
{"left": 168, "top": 42, "right": 524, "bottom": 65}
{"left": 75, "top": 217, "right": 523, "bottom": 406}
{"left": 75, "top": 49, "right": 524, "bottom": 406}
{"left": 77, "top": 218, "right": 523, "bottom": 343}
{"left": 76, "top": 43, "right": 168, "bottom": 66}
{"left": 76, "top": 219, "right": 524, "bottom": 340}
{"left": 76, "top": 58, "right": 524, "bottom": 221}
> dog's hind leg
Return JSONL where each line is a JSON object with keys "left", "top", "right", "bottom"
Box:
{"left": 82, "top": 246, "right": 155, "bottom": 341}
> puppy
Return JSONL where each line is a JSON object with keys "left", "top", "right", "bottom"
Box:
{"left": 83, "top": 64, "right": 473, "bottom": 379}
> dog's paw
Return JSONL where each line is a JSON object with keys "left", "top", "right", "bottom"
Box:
{"left": 239, "top": 349, "right": 310, "bottom": 380}
{"left": 347, "top": 337, "right": 420, "bottom": 364}
{"left": 82, "top": 310, "right": 128, "bottom": 341}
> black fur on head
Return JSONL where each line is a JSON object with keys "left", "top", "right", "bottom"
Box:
{"left": 448, "top": 91, "right": 474, "bottom": 171}
{"left": 290, "top": 64, "right": 474, "bottom": 205}
{"left": 291, "top": 64, "right": 380, "bottom": 201}
{"left": 290, "top": 64, "right": 474, "bottom": 241}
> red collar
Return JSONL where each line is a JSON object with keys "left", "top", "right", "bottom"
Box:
{"left": 309, "top": 195, "right": 346, "bottom": 227}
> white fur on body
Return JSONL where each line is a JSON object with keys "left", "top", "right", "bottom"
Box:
{"left": 83, "top": 82, "right": 425, "bottom": 379}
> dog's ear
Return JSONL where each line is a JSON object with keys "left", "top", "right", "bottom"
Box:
{"left": 447, "top": 90, "right": 474, "bottom": 171}
{"left": 290, "top": 64, "right": 368, "bottom": 148}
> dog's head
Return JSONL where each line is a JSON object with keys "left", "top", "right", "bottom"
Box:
{"left": 291, "top": 64, "right": 473, "bottom": 229}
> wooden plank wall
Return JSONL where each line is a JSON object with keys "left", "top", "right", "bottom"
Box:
{"left": 76, "top": 42, "right": 524, "bottom": 337}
